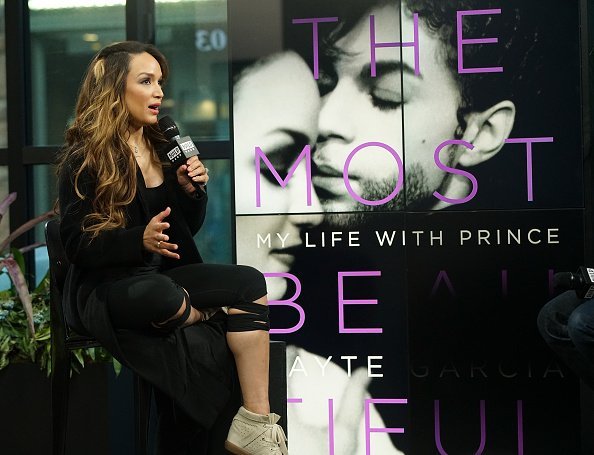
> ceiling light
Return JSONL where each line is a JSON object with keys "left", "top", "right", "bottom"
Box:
{"left": 82, "top": 33, "right": 99, "bottom": 42}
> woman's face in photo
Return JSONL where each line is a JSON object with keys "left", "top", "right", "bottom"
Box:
{"left": 233, "top": 52, "right": 323, "bottom": 299}
{"left": 124, "top": 52, "right": 164, "bottom": 128}
{"left": 234, "top": 51, "right": 322, "bottom": 215}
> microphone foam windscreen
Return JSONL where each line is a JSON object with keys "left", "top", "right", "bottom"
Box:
{"left": 158, "top": 116, "right": 179, "bottom": 140}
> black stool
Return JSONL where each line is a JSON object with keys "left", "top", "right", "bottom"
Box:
{"left": 45, "top": 219, "right": 152, "bottom": 455}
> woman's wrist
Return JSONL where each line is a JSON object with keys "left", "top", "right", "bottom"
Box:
{"left": 181, "top": 182, "right": 196, "bottom": 195}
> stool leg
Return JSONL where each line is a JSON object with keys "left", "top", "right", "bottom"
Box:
{"left": 51, "top": 350, "right": 71, "bottom": 455}
{"left": 134, "top": 375, "right": 152, "bottom": 455}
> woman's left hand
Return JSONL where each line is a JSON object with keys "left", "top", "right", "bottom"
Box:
{"left": 177, "top": 155, "right": 209, "bottom": 194}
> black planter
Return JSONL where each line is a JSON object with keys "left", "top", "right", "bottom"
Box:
{"left": 0, "top": 361, "right": 135, "bottom": 455}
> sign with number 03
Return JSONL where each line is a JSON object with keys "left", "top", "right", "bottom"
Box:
{"left": 195, "top": 28, "right": 227, "bottom": 52}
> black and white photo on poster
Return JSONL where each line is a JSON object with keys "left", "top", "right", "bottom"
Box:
{"left": 233, "top": 0, "right": 581, "bottom": 215}
{"left": 230, "top": 0, "right": 584, "bottom": 453}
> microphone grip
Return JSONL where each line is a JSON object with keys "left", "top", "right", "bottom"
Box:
{"left": 163, "top": 138, "right": 204, "bottom": 190}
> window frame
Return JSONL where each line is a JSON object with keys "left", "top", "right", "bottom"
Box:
{"left": 5, "top": 0, "right": 234, "bottom": 283}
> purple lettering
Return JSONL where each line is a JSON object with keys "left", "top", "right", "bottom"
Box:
{"left": 370, "top": 13, "right": 420, "bottom": 76}
{"left": 504, "top": 137, "right": 554, "bottom": 202}
{"left": 255, "top": 144, "right": 313, "bottom": 207}
{"left": 548, "top": 269, "right": 555, "bottom": 297}
{"left": 365, "top": 398, "right": 407, "bottom": 455}
{"left": 431, "top": 270, "right": 456, "bottom": 297}
{"left": 344, "top": 142, "right": 404, "bottom": 206}
{"left": 457, "top": 9, "right": 503, "bottom": 74}
{"left": 435, "top": 400, "right": 486, "bottom": 454}
{"left": 338, "top": 271, "right": 383, "bottom": 334}
{"left": 328, "top": 398, "right": 335, "bottom": 455}
{"left": 433, "top": 139, "right": 478, "bottom": 204}
{"left": 517, "top": 400, "right": 524, "bottom": 455}
{"left": 266, "top": 272, "right": 305, "bottom": 334}
{"left": 434, "top": 400, "right": 524, "bottom": 453}
{"left": 292, "top": 17, "right": 339, "bottom": 80}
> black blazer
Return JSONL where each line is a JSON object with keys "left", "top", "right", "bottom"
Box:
{"left": 57, "top": 154, "right": 235, "bottom": 430}
{"left": 58, "top": 155, "right": 207, "bottom": 330}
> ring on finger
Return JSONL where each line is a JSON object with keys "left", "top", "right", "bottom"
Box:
{"left": 157, "top": 240, "right": 162, "bottom": 249}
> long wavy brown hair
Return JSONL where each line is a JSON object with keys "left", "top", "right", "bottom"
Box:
{"left": 56, "top": 41, "right": 169, "bottom": 238}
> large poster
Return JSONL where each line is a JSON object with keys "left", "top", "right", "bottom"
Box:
{"left": 229, "top": 0, "right": 584, "bottom": 453}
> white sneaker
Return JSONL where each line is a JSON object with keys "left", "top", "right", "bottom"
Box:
{"left": 225, "top": 406, "right": 288, "bottom": 455}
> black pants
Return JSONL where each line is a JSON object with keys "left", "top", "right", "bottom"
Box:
{"left": 101, "top": 263, "right": 265, "bottom": 454}
{"left": 103, "top": 263, "right": 267, "bottom": 330}
{"left": 538, "top": 290, "right": 594, "bottom": 389}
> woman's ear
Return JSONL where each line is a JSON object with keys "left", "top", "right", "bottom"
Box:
{"left": 457, "top": 100, "right": 516, "bottom": 167}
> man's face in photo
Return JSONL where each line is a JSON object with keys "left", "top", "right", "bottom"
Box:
{"left": 313, "top": 2, "right": 463, "bottom": 213}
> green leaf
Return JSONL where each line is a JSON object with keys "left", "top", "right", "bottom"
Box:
{"left": 112, "top": 358, "right": 122, "bottom": 376}
{"left": 70, "top": 363, "right": 81, "bottom": 376}
{"left": 72, "top": 349, "right": 85, "bottom": 367}
{"left": 0, "top": 354, "right": 8, "bottom": 370}
{"left": 34, "top": 327, "right": 50, "bottom": 342}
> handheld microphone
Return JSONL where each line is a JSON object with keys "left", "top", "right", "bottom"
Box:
{"left": 158, "top": 116, "right": 199, "bottom": 168}
{"left": 553, "top": 266, "right": 594, "bottom": 299}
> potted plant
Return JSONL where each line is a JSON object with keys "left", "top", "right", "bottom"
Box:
{"left": 0, "top": 192, "right": 114, "bottom": 375}
{"left": 0, "top": 193, "right": 134, "bottom": 454}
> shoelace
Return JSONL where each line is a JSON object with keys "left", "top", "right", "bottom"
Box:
{"left": 265, "top": 424, "right": 288, "bottom": 455}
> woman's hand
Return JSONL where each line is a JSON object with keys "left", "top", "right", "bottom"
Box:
{"left": 143, "top": 206, "right": 180, "bottom": 259}
{"left": 177, "top": 155, "right": 209, "bottom": 194}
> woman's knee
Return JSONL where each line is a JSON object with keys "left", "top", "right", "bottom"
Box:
{"left": 135, "top": 275, "right": 186, "bottom": 323}
{"left": 152, "top": 287, "right": 193, "bottom": 331}
{"left": 235, "top": 265, "right": 267, "bottom": 302}
{"left": 107, "top": 274, "right": 187, "bottom": 330}
{"left": 537, "top": 291, "right": 581, "bottom": 341}
{"left": 568, "top": 304, "right": 594, "bottom": 345}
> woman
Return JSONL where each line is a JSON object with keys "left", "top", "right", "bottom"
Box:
{"left": 57, "top": 41, "right": 287, "bottom": 455}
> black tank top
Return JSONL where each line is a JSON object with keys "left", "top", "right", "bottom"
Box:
{"left": 144, "top": 181, "right": 168, "bottom": 217}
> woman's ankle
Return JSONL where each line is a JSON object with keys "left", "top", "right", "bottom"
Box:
{"left": 242, "top": 403, "right": 271, "bottom": 416}
{"left": 182, "top": 307, "right": 203, "bottom": 326}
